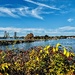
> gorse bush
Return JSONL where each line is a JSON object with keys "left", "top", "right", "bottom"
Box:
{"left": 0, "top": 43, "right": 75, "bottom": 75}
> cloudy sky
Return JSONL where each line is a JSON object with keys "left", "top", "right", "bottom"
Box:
{"left": 0, "top": 0, "right": 75, "bottom": 36}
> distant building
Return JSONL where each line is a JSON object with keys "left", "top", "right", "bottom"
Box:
{"left": 4, "top": 31, "right": 9, "bottom": 39}
{"left": 14, "top": 32, "right": 17, "bottom": 39}
{"left": 4, "top": 31, "right": 7, "bottom": 38}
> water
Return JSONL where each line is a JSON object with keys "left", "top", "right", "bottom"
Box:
{"left": 0, "top": 38, "right": 75, "bottom": 52}
{"left": 0, "top": 38, "right": 24, "bottom": 41}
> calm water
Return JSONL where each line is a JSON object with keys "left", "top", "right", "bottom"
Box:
{"left": 0, "top": 38, "right": 24, "bottom": 41}
{"left": 0, "top": 38, "right": 75, "bottom": 52}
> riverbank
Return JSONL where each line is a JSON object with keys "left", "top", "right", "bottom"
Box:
{"left": 0, "top": 35, "right": 75, "bottom": 45}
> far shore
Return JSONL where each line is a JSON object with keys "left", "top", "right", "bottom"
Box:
{"left": 0, "top": 36, "right": 75, "bottom": 46}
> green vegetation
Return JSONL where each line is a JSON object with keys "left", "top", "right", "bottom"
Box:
{"left": 0, "top": 43, "right": 75, "bottom": 75}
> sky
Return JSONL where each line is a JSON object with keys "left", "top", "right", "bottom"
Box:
{"left": 0, "top": 0, "right": 75, "bottom": 36}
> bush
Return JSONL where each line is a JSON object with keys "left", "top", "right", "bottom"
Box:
{"left": 0, "top": 43, "right": 75, "bottom": 75}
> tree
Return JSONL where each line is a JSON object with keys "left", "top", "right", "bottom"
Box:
{"left": 25, "top": 33, "right": 34, "bottom": 40}
{"left": 44, "top": 35, "right": 49, "bottom": 40}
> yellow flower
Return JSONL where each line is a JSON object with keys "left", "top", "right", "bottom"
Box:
{"left": 40, "top": 50, "right": 42, "bottom": 53}
{"left": 43, "top": 54, "right": 46, "bottom": 58}
{"left": 70, "top": 52, "right": 75, "bottom": 56}
{"left": 44, "top": 46, "right": 49, "bottom": 54}
{"left": 31, "top": 49, "right": 35, "bottom": 54}
{"left": 29, "top": 49, "right": 35, "bottom": 56}
{"left": 44, "top": 45, "right": 50, "bottom": 50}
{"left": 2, "top": 54, "right": 6, "bottom": 59}
{"left": 14, "top": 62, "right": 17, "bottom": 65}
{"left": 36, "top": 57, "right": 39, "bottom": 61}
{"left": 45, "top": 50, "right": 49, "bottom": 54}
{"left": 44, "top": 47, "right": 47, "bottom": 51}
{"left": 4, "top": 63, "right": 8, "bottom": 69}
{"left": 4, "top": 73, "right": 9, "bottom": 75}
{"left": 7, "top": 63, "right": 11, "bottom": 66}
{"left": 46, "top": 45, "right": 50, "bottom": 49}
{"left": 66, "top": 51, "right": 70, "bottom": 57}
{"left": 1, "top": 64, "right": 5, "bottom": 70}
{"left": 56, "top": 43, "right": 61, "bottom": 51}
{"left": 53, "top": 47, "right": 56, "bottom": 52}
{"left": 1, "top": 63, "right": 10, "bottom": 71}
{"left": 63, "top": 47, "right": 67, "bottom": 55}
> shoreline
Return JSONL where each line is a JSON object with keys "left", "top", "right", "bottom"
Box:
{"left": 0, "top": 38, "right": 75, "bottom": 46}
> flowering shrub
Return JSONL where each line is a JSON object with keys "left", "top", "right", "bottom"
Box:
{"left": 0, "top": 43, "right": 75, "bottom": 75}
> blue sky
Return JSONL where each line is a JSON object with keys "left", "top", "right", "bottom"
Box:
{"left": 0, "top": 0, "right": 75, "bottom": 36}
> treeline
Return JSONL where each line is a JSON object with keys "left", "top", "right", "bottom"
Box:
{"left": 25, "top": 33, "right": 75, "bottom": 40}
{"left": 0, "top": 33, "right": 75, "bottom": 40}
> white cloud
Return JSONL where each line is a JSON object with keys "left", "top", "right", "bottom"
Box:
{"left": 13, "top": 7, "right": 29, "bottom": 16}
{"left": 0, "top": 7, "right": 19, "bottom": 17}
{"left": 24, "top": 0, "right": 60, "bottom": 10}
{"left": 31, "top": 7, "right": 43, "bottom": 20}
{"left": 58, "top": 26, "right": 75, "bottom": 31}
{"left": 0, "top": 27, "right": 44, "bottom": 33}
{"left": 0, "top": 26, "right": 75, "bottom": 36}
{"left": 43, "top": 26, "right": 75, "bottom": 36}
{"left": 67, "top": 18, "right": 74, "bottom": 22}
{"left": 0, "top": 27, "right": 22, "bottom": 32}
{"left": 0, "top": 0, "right": 61, "bottom": 20}
{"left": 0, "top": 6, "right": 54, "bottom": 20}
{"left": 0, "top": 6, "right": 44, "bottom": 19}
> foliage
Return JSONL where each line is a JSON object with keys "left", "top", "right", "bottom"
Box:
{"left": 0, "top": 43, "right": 75, "bottom": 75}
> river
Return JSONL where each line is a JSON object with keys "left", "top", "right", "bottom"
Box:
{"left": 0, "top": 38, "right": 75, "bottom": 52}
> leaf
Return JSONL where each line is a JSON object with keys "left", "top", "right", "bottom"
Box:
{"left": 66, "top": 70, "right": 73, "bottom": 75}
{"left": 40, "top": 50, "right": 42, "bottom": 53}
{"left": 46, "top": 45, "right": 50, "bottom": 49}
{"left": 36, "top": 57, "right": 39, "bottom": 61}
{"left": 56, "top": 43, "right": 61, "bottom": 51}
{"left": 45, "top": 50, "right": 49, "bottom": 54}
{"left": 63, "top": 47, "right": 67, "bottom": 55}
{"left": 53, "top": 47, "right": 56, "bottom": 52}
{"left": 2, "top": 66, "right": 5, "bottom": 71}
{"left": 66, "top": 51, "right": 70, "bottom": 57}
{"left": 70, "top": 52, "right": 75, "bottom": 56}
